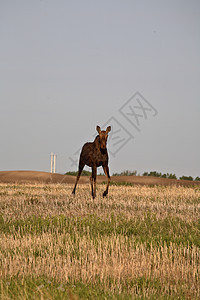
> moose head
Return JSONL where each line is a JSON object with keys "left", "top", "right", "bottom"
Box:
{"left": 96, "top": 125, "right": 111, "bottom": 150}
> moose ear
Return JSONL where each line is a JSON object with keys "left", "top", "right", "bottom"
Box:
{"left": 96, "top": 125, "right": 101, "bottom": 134}
{"left": 106, "top": 126, "right": 111, "bottom": 133}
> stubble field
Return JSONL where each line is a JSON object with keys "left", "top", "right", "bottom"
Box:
{"left": 0, "top": 183, "right": 200, "bottom": 299}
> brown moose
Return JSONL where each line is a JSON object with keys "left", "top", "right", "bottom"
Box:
{"left": 72, "top": 125, "right": 111, "bottom": 199}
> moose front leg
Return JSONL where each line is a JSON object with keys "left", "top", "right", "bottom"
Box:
{"left": 103, "top": 165, "right": 111, "bottom": 197}
{"left": 91, "top": 165, "right": 97, "bottom": 199}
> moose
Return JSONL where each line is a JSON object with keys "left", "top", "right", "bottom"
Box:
{"left": 72, "top": 125, "right": 111, "bottom": 199}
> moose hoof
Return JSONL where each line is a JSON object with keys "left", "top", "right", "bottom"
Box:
{"left": 103, "top": 191, "right": 107, "bottom": 197}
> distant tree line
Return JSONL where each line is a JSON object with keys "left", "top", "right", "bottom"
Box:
{"left": 66, "top": 169, "right": 200, "bottom": 181}
{"left": 142, "top": 171, "right": 177, "bottom": 179}
{"left": 112, "top": 170, "right": 137, "bottom": 176}
{"left": 142, "top": 171, "right": 200, "bottom": 181}
{"left": 112, "top": 170, "right": 200, "bottom": 181}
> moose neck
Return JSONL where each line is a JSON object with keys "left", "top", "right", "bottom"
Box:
{"left": 94, "top": 135, "right": 107, "bottom": 154}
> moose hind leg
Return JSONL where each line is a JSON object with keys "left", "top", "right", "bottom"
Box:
{"left": 90, "top": 176, "right": 94, "bottom": 198}
{"left": 72, "top": 164, "right": 84, "bottom": 195}
{"left": 103, "top": 165, "right": 111, "bottom": 197}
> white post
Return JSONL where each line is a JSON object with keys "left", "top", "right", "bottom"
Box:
{"left": 50, "top": 152, "right": 53, "bottom": 173}
{"left": 54, "top": 154, "right": 56, "bottom": 173}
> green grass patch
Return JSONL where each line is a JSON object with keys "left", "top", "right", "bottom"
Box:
{"left": 0, "top": 275, "right": 197, "bottom": 300}
{"left": 0, "top": 214, "right": 199, "bottom": 248}
{"left": 0, "top": 276, "right": 112, "bottom": 300}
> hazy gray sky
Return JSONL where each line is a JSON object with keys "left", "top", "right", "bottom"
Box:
{"left": 0, "top": 0, "right": 199, "bottom": 177}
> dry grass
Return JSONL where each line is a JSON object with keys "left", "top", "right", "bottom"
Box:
{"left": 0, "top": 184, "right": 199, "bottom": 222}
{"left": 1, "top": 233, "right": 200, "bottom": 296}
{"left": 0, "top": 183, "right": 200, "bottom": 299}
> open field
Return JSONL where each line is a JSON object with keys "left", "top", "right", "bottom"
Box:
{"left": 0, "top": 182, "right": 200, "bottom": 299}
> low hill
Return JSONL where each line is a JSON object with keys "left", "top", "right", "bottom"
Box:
{"left": 0, "top": 170, "right": 199, "bottom": 186}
